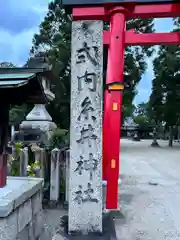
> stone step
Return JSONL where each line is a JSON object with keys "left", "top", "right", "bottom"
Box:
{"left": 50, "top": 214, "right": 117, "bottom": 240}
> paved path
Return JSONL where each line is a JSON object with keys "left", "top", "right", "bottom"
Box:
{"left": 115, "top": 139, "right": 180, "bottom": 240}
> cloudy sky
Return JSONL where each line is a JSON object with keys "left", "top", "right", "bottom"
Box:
{"left": 0, "top": 0, "right": 174, "bottom": 104}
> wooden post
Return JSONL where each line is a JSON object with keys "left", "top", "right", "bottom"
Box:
{"left": 0, "top": 104, "right": 9, "bottom": 188}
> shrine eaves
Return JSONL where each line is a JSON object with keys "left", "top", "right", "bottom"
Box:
{"left": 61, "top": 0, "right": 179, "bottom": 8}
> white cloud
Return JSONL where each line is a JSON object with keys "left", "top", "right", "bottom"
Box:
{"left": 0, "top": 27, "right": 38, "bottom": 66}
{"left": 0, "top": 0, "right": 49, "bottom": 66}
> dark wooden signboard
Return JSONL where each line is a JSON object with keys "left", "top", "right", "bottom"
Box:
{"left": 61, "top": 0, "right": 179, "bottom": 7}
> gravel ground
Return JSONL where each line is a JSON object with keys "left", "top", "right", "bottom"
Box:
{"left": 43, "top": 208, "right": 68, "bottom": 239}
{"left": 115, "top": 139, "right": 180, "bottom": 240}
{"left": 45, "top": 139, "right": 180, "bottom": 239}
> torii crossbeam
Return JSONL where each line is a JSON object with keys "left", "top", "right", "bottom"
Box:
{"left": 62, "top": 0, "right": 180, "bottom": 210}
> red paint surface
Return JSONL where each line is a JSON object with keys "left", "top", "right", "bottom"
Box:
{"left": 102, "top": 91, "right": 108, "bottom": 181}
{"left": 73, "top": 6, "right": 106, "bottom": 20}
{"left": 73, "top": 3, "right": 180, "bottom": 20}
{"left": 105, "top": 8, "right": 126, "bottom": 209}
{"left": 104, "top": 30, "right": 180, "bottom": 46}
{"left": 103, "top": 22, "right": 113, "bottom": 181}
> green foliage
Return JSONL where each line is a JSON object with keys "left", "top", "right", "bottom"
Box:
{"left": 122, "top": 103, "right": 136, "bottom": 123}
{"left": 149, "top": 31, "right": 180, "bottom": 130}
{"left": 135, "top": 102, "right": 149, "bottom": 116}
{"left": 8, "top": 142, "right": 38, "bottom": 177}
{"left": 133, "top": 115, "right": 150, "bottom": 129}
{"left": 148, "top": 20, "right": 180, "bottom": 146}
{"left": 30, "top": 1, "right": 71, "bottom": 129}
{"left": 9, "top": 104, "right": 32, "bottom": 126}
{"left": 14, "top": 141, "right": 23, "bottom": 153}
{"left": 26, "top": 160, "right": 41, "bottom": 177}
{"left": 0, "top": 62, "right": 16, "bottom": 68}
{"left": 133, "top": 102, "right": 152, "bottom": 129}
{"left": 49, "top": 128, "right": 69, "bottom": 149}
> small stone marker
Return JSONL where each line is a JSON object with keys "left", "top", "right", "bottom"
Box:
{"left": 50, "top": 148, "right": 60, "bottom": 201}
{"left": 69, "top": 20, "right": 103, "bottom": 234}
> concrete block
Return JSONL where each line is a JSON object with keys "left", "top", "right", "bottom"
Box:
{"left": 28, "top": 221, "right": 35, "bottom": 240}
{"left": 34, "top": 210, "right": 44, "bottom": 238}
{"left": 0, "top": 177, "right": 43, "bottom": 217}
{"left": 16, "top": 224, "right": 29, "bottom": 240}
{"left": 32, "top": 191, "right": 42, "bottom": 216}
{"left": 0, "top": 177, "right": 43, "bottom": 240}
{"left": 0, "top": 199, "right": 14, "bottom": 218}
{"left": 17, "top": 199, "right": 32, "bottom": 232}
{"left": 0, "top": 211, "right": 18, "bottom": 240}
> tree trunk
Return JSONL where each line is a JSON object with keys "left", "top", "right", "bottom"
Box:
{"left": 169, "top": 126, "right": 173, "bottom": 147}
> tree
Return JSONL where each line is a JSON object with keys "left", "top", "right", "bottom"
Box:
{"left": 149, "top": 27, "right": 180, "bottom": 146}
{"left": 133, "top": 102, "right": 152, "bottom": 130}
{"left": 30, "top": 2, "right": 71, "bottom": 129}
{"left": 0, "top": 62, "right": 16, "bottom": 68}
{"left": 135, "top": 102, "right": 149, "bottom": 116}
{"left": 133, "top": 115, "right": 148, "bottom": 126}
{"left": 9, "top": 104, "right": 31, "bottom": 126}
{"left": 30, "top": 1, "right": 155, "bottom": 129}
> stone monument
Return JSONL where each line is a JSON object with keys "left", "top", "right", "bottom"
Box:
{"left": 69, "top": 20, "right": 103, "bottom": 234}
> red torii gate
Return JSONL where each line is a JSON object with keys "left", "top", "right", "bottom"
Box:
{"left": 63, "top": 0, "right": 180, "bottom": 210}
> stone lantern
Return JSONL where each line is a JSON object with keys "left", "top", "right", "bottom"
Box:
{"left": 20, "top": 57, "right": 57, "bottom": 143}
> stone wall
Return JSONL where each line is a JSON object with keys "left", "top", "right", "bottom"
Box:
{"left": 0, "top": 177, "right": 46, "bottom": 240}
